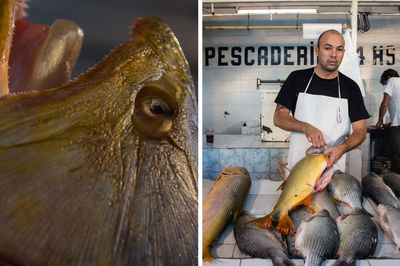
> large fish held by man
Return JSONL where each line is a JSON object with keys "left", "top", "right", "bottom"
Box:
{"left": 0, "top": 1, "right": 198, "bottom": 265}
{"left": 250, "top": 148, "right": 334, "bottom": 235}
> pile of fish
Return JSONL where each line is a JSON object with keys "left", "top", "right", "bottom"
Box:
{"left": 203, "top": 149, "right": 398, "bottom": 265}
{"left": 362, "top": 171, "right": 400, "bottom": 249}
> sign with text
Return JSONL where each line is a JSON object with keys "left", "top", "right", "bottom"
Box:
{"left": 204, "top": 43, "right": 398, "bottom": 67}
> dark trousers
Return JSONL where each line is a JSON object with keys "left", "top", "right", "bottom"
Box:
{"left": 391, "top": 125, "right": 400, "bottom": 174}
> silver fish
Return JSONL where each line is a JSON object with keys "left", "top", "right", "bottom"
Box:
{"left": 311, "top": 188, "right": 341, "bottom": 219}
{"left": 328, "top": 170, "right": 364, "bottom": 214}
{"left": 333, "top": 209, "right": 377, "bottom": 266}
{"left": 234, "top": 211, "right": 294, "bottom": 266}
{"left": 286, "top": 206, "right": 313, "bottom": 259}
{"left": 295, "top": 210, "right": 339, "bottom": 266}
{"left": 362, "top": 173, "right": 399, "bottom": 208}
{"left": 377, "top": 204, "right": 400, "bottom": 248}
{"left": 383, "top": 171, "right": 400, "bottom": 197}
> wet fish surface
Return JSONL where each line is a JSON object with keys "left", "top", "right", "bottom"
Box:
{"left": 333, "top": 209, "right": 377, "bottom": 266}
{"left": 0, "top": 16, "right": 198, "bottom": 265}
{"left": 250, "top": 153, "right": 334, "bottom": 235}
{"left": 286, "top": 206, "right": 313, "bottom": 259}
{"left": 310, "top": 188, "right": 341, "bottom": 219}
{"left": 377, "top": 204, "right": 400, "bottom": 248}
{"left": 203, "top": 167, "right": 251, "bottom": 261}
{"left": 383, "top": 171, "right": 400, "bottom": 197}
{"left": 328, "top": 170, "right": 364, "bottom": 214}
{"left": 295, "top": 210, "right": 339, "bottom": 266}
{"left": 234, "top": 211, "right": 294, "bottom": 266}
{"left": 362, "top": 173, "right": 399, "bottom": 208}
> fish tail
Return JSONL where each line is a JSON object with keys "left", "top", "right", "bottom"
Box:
{"left": 203, "top": 247, "right": 215, "bottom": 262}
{"left": 276, "top": 214, "right": 295, "bottom": 236}
{"left": 271, "top": 256, "right": 295, "bottom": 266}
{"left": 246, "top": 214, "right": 273, "bottom": 230}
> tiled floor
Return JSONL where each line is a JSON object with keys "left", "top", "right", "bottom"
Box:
{"left": 203, "top": 179, "right": 400, "bottom": 266}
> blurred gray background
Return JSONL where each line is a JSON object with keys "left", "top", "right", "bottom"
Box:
{"left": 27, "top": 0, "right": 198, "bottom": 88}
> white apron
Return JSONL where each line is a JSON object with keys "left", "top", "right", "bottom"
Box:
{"left": 286, "top": 71, "right": 351, "bottom": 172}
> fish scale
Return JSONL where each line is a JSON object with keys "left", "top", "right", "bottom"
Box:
{"left": 383, "top": 171, "right": 400, "bottom": 197}
{"left": 0, "top": 15, "right": 198, "bottom": 265}
{"left": 328, "top": 170, "right": 363, "bottom": 213}
{"left": 203, "top": 167, "right": 251, "bottom": 261}
{"left": 295, "top": 210, "right": 339, "bottom": 266}
{"left": 234, "top": 212, "right": 294, "bottom": 266}
{"left": 334, "top": 209, "right": 377, "bottom": 265}
{"left": 362, "top": 173, "right": 399, "bottom": 208}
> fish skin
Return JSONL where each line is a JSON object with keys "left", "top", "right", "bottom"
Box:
{"left": 383, "top": 171, "right": 400, "bottom": 197}
{"left": 377, "top": 204, "right": 400, "bottom": 248}
{"left": 203, "top": 167, "right": 251, "bottom": 261}
{"left": 295, "top": 210, "right": 339, "bottom": 266}
{"left": 250, "top": 153, "right": 332, "bottom": 235}
{"left": 310, "top": 188, "right": 341, "bottom": 219}
{"left": 362, "top": 173, "right": 399, "bottom": 208}
{"left": 0, "top": 17, "right": 198, "bottom": 266}
{"left": 286, "top": 206, "right": 313, "bottom": 259}
{"left": 333, "top": 209, "right": 377, "bottom": 266}
{"left": 234, "top": 211, "right": 294, "bottom": 266}
{"left": 328, "top": 170, "right": 364, "bottom": 214}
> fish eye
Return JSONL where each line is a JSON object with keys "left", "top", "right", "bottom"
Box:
{"left": 143, "top": 97, "right": 174, "bottom": 117}
{"left": 133, "top": 85, "right": 178, "bottom": 138}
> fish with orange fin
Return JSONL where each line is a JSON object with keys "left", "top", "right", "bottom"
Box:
{"left": 249, "top": 148, "right": 334, "bottom": 235}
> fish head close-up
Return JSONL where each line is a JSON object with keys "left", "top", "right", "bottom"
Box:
{"left": 0, "top": 1, "right": 198, "bottom": 265}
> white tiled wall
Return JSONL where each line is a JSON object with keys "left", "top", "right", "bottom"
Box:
{"left": 203, "top": 15, "right": 400, "bottom": 134}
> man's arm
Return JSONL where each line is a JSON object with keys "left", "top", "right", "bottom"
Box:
{"left": 324, "top": 119, "right": 367, "bottom": 167}
{"left": 273, "top": 104, "right": 326, "bottom": 148}
{"left": 376, "top": 93, "right": 391, "bottom": 128}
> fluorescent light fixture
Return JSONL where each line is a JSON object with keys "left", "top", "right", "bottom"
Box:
{"left": 237, "top": 8, "right": 318, "bottom": 15}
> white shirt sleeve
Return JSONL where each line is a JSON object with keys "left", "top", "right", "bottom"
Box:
{"left": 384, "top": 78, "right": 394, "bottom": 96}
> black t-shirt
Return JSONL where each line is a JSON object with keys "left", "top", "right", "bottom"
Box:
{"left": 274, "top": 67, "right": 370, "bottom": 123}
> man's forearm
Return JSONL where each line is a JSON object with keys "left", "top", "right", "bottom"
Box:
{"left": 339, "top": 120, "right": 367, "bottom": 153}
{"left": 378, "top": 102, "right": 388, "bottom": 122}
{"left": 274, "top": 104, "right": 326, "bottom": 147}
{"left": 274, "top": 105, "right": 307, "bottom": 133}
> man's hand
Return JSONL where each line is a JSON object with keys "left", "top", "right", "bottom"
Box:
{"left": 375, "top": 119, "right": 383, "bottom": 129}
{"left": 323, "top": 119, "right": 367, "bottom": 168}
{"left": 324, "top": 145, "right": 346, "bottom": 167}
{"left": 304, "top": 124, "right": 326, "bottom": 148}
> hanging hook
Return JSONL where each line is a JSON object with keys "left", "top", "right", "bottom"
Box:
{"left": 247, "top": 13, "right": 250, "bottom": 31}
{"left": 296, "top": 13, "right": 300, "bottom": 29}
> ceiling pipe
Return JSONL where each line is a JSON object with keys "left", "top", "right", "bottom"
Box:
{"left": 205, "top": 25, "right": 352, "bottom": 30}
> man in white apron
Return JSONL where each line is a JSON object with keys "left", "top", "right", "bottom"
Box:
{"left": 376, "top": 69, "right": 400, "bottom": 174}
{"left": 274, "top": 30, "right": 369, "bottom": 172}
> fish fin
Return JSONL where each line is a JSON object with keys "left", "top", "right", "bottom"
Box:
{"left": 308, "top": 205, "right": 317, "bottom": 214}
{"left": 356, "top": 207, "right": 374, "bottom": 217}
{"left": 247, "top": 214, "right": 273, "bottom": 230}
{"left": 279, "top": 162, "right": 290, "bottom": 180}
{"left": 297, "top": 195, "right": 312, "bottom": 208}
{"left": 203, "top": 248, "right": 215, "bottom": 262}
{"left": 276, "top": 215, "right": 295, "bottom": 236}
{"left": 276, "top": 180, "right": 287, "bottom": 191}
{"left": 211, "top": 173, "right": 224, "bottom": 190}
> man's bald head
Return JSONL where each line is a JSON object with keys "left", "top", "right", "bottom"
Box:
{"left": 317, "top": 29, "right": 344, "bottom": 48}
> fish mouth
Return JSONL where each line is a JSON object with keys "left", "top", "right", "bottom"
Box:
{"left": 1, "top": 0, "right": 83, "bottom": 96}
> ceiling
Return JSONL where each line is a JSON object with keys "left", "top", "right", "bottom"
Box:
{"left": 203, "top": 0, "right": 400, "bottom": 16}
